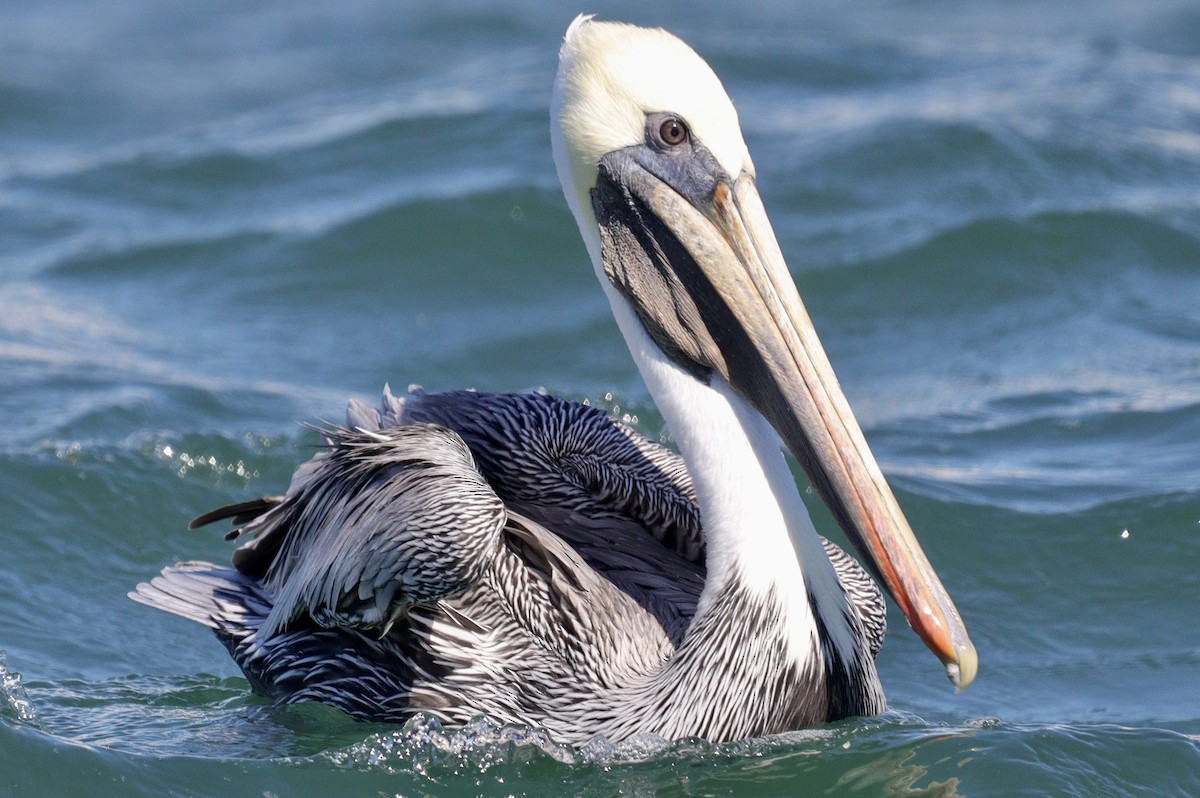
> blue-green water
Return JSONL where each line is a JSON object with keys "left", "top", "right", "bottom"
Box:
{"left": 3, "top": 1, "right": 1199, "bottom": 795}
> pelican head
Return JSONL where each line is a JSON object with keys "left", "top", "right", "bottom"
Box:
{"left": 551, "top": 16, "right": 976, "bottom": 692}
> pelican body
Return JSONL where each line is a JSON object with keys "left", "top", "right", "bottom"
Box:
{"left": 132, "top": 17, "right": 975, "bottom": 746}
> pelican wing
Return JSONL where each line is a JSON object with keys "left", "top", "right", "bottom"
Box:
{"left": 199, "top": 423, "right": 507, "bottom": 639}
{"left": 374, "top": 389, "right": 703, "bottom": 550}
{"left": 370, "top": 387, "right": 706, "bottom": 641}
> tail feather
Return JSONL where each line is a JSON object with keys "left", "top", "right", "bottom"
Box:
{"left": 129, "top": 562, "right": 270, "bottom": 636}
{"left": 130, "top": 561, "right": 419, "bottom": 716}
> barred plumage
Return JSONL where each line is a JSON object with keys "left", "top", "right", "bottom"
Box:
{"left": 132, "top": 387, "right": 886, "bottom": 744}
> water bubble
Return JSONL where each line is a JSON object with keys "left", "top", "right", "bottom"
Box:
{"left": 0, "top": 651, "right": 38, "bottom": 724}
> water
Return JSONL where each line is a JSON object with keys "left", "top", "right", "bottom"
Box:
{"left": 3, "top": 1, "right": 1199, "bottom": 795}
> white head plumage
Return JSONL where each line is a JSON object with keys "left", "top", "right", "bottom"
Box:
{"left": 550, "top": 15, "right": 755, "bottom": 229}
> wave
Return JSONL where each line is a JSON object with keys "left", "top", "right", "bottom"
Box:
{"left": 784, "top": 208, "right": 1200, "bottom": 512}
{"left": 4, "top": 47, "right": 553, "bottom": 285}
{"left": 309, "top": 713, "right": 1200, "bottom": 797}
{"left": 737, "top": 27, "right": 1200, "bottom": 274}
{"left": 746, "top": 27, "right": 1200, "bottom": 157}
{"left": 3, "top": 699, "right": 1196, "bottom": 797}
{"left": 25, "top": 140, "right": 553, "bottom": 286}
{"left": 805, "top": 208, "right": 1200, "bottom": 306}
{"left": 0, "top": 34, "right": 546, "bottom": 184}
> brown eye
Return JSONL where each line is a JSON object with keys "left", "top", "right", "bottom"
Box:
{"left": 659, "top": 117, "right": 688, "bottom": 146}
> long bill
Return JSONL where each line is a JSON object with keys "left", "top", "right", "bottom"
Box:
{"left": 591, "top": 152, "right": 977, "bottom": 691}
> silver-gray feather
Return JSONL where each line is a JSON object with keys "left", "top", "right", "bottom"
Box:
{"left": 246, "top": 423, "right": 506, "bottom": 638}
{"left": 131, "top": 386, "right": 886, "bottom": 744}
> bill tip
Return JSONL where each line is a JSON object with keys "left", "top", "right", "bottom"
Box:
{"left": 947, "top": 640, "right": 978, "bottom": 693}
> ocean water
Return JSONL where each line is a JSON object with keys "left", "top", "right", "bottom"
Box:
{"left": 2, "top": 1, "right": 1199, "bottom": 795}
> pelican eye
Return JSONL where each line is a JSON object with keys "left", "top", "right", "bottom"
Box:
{"left": 657, "top": 116, "right": 688, "bottom": 147}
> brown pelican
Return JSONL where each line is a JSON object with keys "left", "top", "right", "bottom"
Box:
{"left": 132, "top": 16, "right": 976, "bottom": 745}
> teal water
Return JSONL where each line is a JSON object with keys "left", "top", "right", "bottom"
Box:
{"left": 3, "top": 1, "right": 1200, "bottom": 795}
